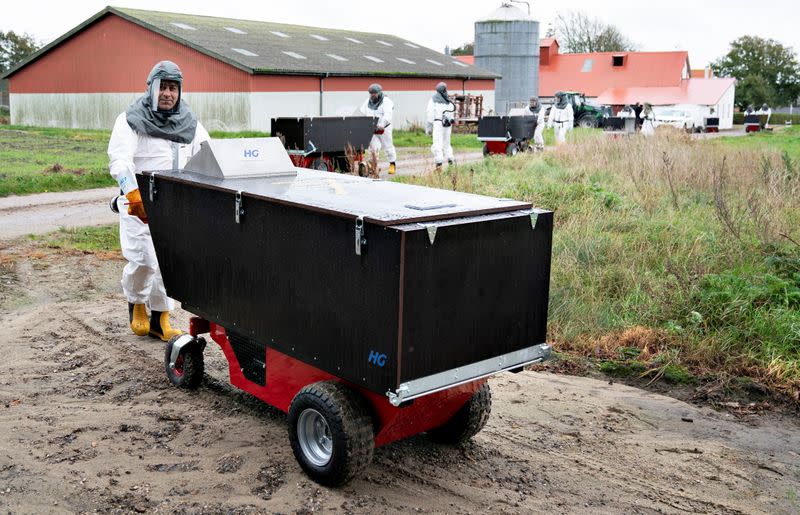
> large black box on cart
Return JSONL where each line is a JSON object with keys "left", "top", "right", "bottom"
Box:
{"left": 137, "top": 148, "right": 552, "bottom": 402}
{"left": 478, "top": 115, "right": 536, "bottom": 140}
{"left": 271, "top": 116, "right": 377, "bottom": 153}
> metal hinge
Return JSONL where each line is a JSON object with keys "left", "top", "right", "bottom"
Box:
{"left": 355, "top": 216, "right": 366, "bottom": 255}
{"left": 235, "top": 192, "right": 244, "bottom": 224}
{"left": 148, "top": 174, "right": 156, "bottom": 202}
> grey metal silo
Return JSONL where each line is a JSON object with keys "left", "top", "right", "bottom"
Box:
{"left": 475, "top": 3, "right": 540, "bottom": 115}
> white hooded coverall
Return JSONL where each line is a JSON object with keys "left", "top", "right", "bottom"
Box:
{"left": 359, "top": 96, "right": 396, "bottom": 163}
{"left": 534, "top": 108, "right": 547, "bottom": 149}
{"left": 108, "top": 112, "right": 210, "bottom": 312}
{"left": 640, "top": 110, "right": 656, "bottom": 136}
{"left": 427, "top": 98, "right": 456, "bottom": 164}
{"left": 548, "top": 103, "right": 574, "bottom": 144}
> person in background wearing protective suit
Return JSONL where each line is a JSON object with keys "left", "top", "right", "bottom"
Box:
{"left": 108, "top": 61, "right": 210, "bottom": 341}
{"left": 757, "top": 103, "right": 772, "bottom": 128}
{"left": 640, "top": 102, "right": 656, "bottom": 136}
{"left": 359, "top": 84, "right": 397, "bottom": 174}
{"left": 426, "top": 82, "right": 456, "bottom": 170}
{"left": 547, "top": 91, "right": 573, "bottom": 145}
{"left": 529, "top": 96, "right": 547, "bottom": 151}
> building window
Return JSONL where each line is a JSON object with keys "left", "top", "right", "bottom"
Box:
{"left": 612, "top": 55, "right": 625, "bottom": 67}
{"left": 581, "top": 59, "right": 593, "bottom": 72}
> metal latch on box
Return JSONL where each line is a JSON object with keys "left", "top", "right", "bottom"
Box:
{"left": 355, "top": 216, "right": 366, "bottom": 255}
{"left": 148, "top": 174, "right": 156, "bottom": 202}
{"left": 235, "top": 192, "right": 244, "bottom": 224}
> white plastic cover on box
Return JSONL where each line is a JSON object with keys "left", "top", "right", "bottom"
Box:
{"left": 184, "top": 137, "right": 297, "bottom": 179}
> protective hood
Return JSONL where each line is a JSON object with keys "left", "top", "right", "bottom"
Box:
{"left": 554, "top": 92, "right": 569, "bottom": 109}
{"left": 126, "top": 60, "right": 198, "bottom": 144}
{"left": 367, "top": 83, "right": 384, "bottom": 109}
{"left": 761, "top": 103, "right": 769, "bottom": 111}
{"left": 528, "top": 97, "right": 541, "bottom": 115}
{"left": 432, "top": 82, "right": 451, "bottom": 104}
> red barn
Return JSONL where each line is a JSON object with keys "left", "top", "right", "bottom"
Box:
{"left": 2, "top": 6, "right": 497, "bottom": 131}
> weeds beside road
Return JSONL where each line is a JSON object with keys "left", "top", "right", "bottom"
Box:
{"left": 398, "top": 126, "right": 800, "bottom": 404}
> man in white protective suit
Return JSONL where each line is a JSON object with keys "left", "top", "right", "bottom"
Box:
{"left": 107, "top": 60, "right": 210, "bottom": 341}
{"left": 548, "top": 91, "right": 574, "bottom": 145}
{"left": 359, "top": 83, "right": 397, "bottom": 174}
{"left": 529, "top": 96, "right": 547, "bottom": 151}
{"left": 426, "top": 82, "right": 456, "bottom": 170}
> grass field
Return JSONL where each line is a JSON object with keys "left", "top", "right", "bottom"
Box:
{"left": 0, "top": 124, "right": 506, "bottom": 196}
{"left": 397, "top": 126, "right": 800, "bottom": 400}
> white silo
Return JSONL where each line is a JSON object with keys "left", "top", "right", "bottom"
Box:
{"left": 475, "top": 3, "right": 540, "bottom": 115}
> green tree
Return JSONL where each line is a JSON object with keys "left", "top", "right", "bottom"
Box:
{"left": 712, "top": 36, "right": 800, "bottom": 108}
{"left": 450, "top": 42, "right": 474, "bottom": 56}
{"left": 0, "top": 31, "right": 40, "bottom": 73}
{"left": 736, "top": 74, "right": 776, "bottom": 109}
{"left": 552, "top": 11, "right": 636, "bottom": 53}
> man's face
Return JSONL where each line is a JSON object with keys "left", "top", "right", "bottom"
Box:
{"left": 529, "top": 99, "right": 538, "bottom": 109}
{"left": 158, "top": 80, "right": 180, "bottom": 111}
{"left": 369, "top": 91, "right": 380, "bottom": 103}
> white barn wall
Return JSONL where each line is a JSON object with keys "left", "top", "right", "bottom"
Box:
{"left": 11, "top": 88, "right": 496, "bottom": 133}
{"left": 250, "top": 92, "right": 320, "bottom": 133}
{"left": 714, "top": 84, "right": 735, "bottom": 129}
{"left": 10, "top": 93, "right": 137, "bottom": 129}
{"left": 183, "top": 92, "right": 250, "bottom": 132}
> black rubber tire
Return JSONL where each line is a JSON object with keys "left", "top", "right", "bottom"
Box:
{"left": 578, "top": 115, "right": 599, "bottom": 129}
{"left": 482, "top": 143, "right": 489, "bottom": 156}
{"left": 427, "top": 382, "right": 492, "bottom": 445}
{"left": 505, "top": 142, "right": 518, "bottom": 156}
{"left": 164, "top": 336, "right": 204, "bottom": 389}
{"left": 288, "top": 381, "right": 374, "bottom": 487}
{"left": 357, "top": 162, "right": 367, "bottom": 177}
{"left": 311, "top": 157, "right": 330, "bottom": 171}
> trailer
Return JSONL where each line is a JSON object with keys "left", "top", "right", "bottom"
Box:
{"left": 703, "top": 117, "right": 720, "bottom": 133}
{"left": 477, "top": 115, "right": 536, "bottom": 156}
{"left": 744, "top": 114, "right": 767, "bottom": 133}
{"left": 138, "top": 137, "right": 553, "bottom": 486}
{"left": 271, "top": 116, "right": 377, "bottom": 175}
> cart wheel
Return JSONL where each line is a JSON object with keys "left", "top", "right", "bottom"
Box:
{"left": 164, "top": 335, "right": 204, "bottom": 389}
{"left": 482, "top": 143, "right": 489, "bottom": 157}
{"left": 357, "top": 162, "right": 368, "bottom": 177}
{"left": 311, "top": 158, "right": 330, "bottom": 171}
{"left": 427, "top": 382, "right": 491, "bottom": 445}
{"left": 288, "top": 381, "right": 374, "bottom": 486}
{"left": 505, "top": 142, "right": 518, "bottom": 156}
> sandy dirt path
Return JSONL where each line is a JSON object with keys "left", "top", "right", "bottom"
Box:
{"left": 0, "top": 240, "right": 797, "bottom": 514}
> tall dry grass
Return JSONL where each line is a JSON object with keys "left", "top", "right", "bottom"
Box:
{"left": 397, "top": 127, "right": 800, "bottom": 400}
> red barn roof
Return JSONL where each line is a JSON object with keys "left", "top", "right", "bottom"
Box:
{"left": 596, "top": 78, "right": 736, "bottom": 106}
{"left": 539, "top": 51, "right": 690, "bottom": 97}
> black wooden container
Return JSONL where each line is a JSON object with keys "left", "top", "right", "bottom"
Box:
{"left": 478, "top": 116, "right": 536, "bottom": 140}
{"left": 137, "top": 169, "right": 552, "bottom": 399}
{"left": 271, "top": 116, "right": 377, "bottom": 153}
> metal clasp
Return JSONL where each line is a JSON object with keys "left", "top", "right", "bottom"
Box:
{"left": 355, "top": 216, "right": 366, "bottom": 255}
{"left": 148, "top": 174, "right": 156, "bottom": 202}
{"left": 235, "top": 192, "right": 244, "bottom": 224}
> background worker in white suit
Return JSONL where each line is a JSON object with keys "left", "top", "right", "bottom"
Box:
{"left": 548, "top": 91, "right": 573, "bottom": 145}
{"left": 426, "top": 82, "right": 456, "bottom": 170}
{"left": 359, "top": 83, "right": 397, "bottom": 174}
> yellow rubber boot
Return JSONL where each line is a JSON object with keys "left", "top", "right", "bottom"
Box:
{"left": 149, "top": 311, "right": 183, "bottom": 341}
{"left": 388, "top": 162, "right": 396, "bottom": 175}
{"left": 128, "top": 303, "right": 150, "bottom": 336}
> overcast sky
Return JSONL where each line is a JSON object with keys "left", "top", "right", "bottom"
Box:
{"left": 4, "top": 0, "right": 799, "bottom": 69}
